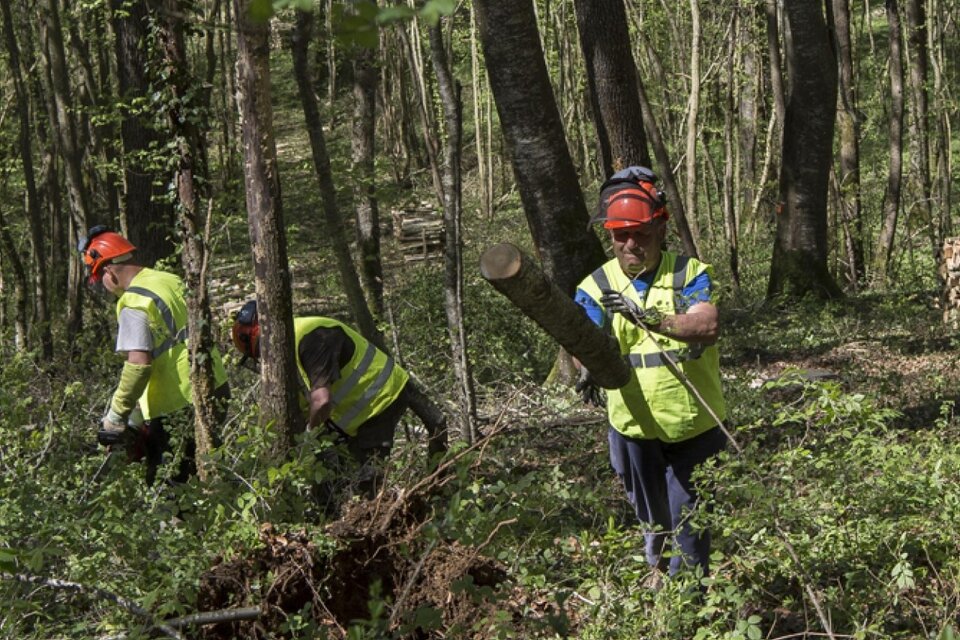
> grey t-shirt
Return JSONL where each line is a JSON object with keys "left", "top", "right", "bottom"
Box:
{"left": 116, "top": 308, "right": 153, "bottom": 353}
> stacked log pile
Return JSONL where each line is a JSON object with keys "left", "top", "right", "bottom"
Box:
{"left": 942, "top": 237, "right": 960, "bottom": 328}
{"left": 391, "top": 207, "right": 444, "bottom": 262}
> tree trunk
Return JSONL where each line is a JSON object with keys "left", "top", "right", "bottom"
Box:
{"left": 40, "top": 0, "right": 91, "bottom": 339}
{"left": 767, "top": 0, "right": 843, "bottom": 300}
{"left": 111, "top": 0, "right": 175, "bottom": 266}
{"left": 635, "top": 70, "right": 699, "bottom": 259}
{"left": 480, "top": 243, "right": 630, "bottom": 390}
{"left": 904, "top": 0, "right": 934, "bottom": 247}
{"left": 234, "top": 0, "right": 301, "bottom": 450}
{"left": 428, "top": 21, "right": 479, "bottom": 445}
{"left": 474, "top": 0, "right": 606, "bottom": 296}
{"left": 153, "top": 0, "right": 221, "bottom": 480}
{"left": 683, "top": 0, "right": 703, "bottom": 248}
{"left": 722, "top": 13, "right": 740, "bottom": 291}
{"left": 572, "top": 0, "right": 650, "bottom": 176}
{"left": 0, "top": 200, "right": 29, "bottom": 351}
{"left": 351, "top": 45, "right": 384, "bottom": 318}
{"left": 830, "top": 0, "right": 865, "bottom": 288}
{"left": 291, "top": 10, "right": 448, "bottom": 458}
{"left": 876, "top": 0, "right": 906, "bottom": 280}
{"left": 1, "top": 0, "right": 51, "bottom": 357}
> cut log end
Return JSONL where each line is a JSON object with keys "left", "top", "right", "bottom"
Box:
{"left": 480, "top": 243, "right": 523, "bottom": 281}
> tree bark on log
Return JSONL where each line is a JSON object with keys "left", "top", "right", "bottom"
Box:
{"left": 480, "top": 243, "right": 630, "bottom": 390}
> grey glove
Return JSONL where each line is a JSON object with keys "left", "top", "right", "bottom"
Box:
{"left": 599, "top": 289, "right": 663, "bottom": 327}
{"left": 575, "top": 368, "right": 606, "bottom": 408}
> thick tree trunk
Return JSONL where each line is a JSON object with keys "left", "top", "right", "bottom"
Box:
{"left": 474, "top": 0, "right": 606, "bottom": 296}
{"left": 767, "top": 0, "right": 843, "bottom": 300}
{"left": 428, "top": 22, "right": 479, "bottom": 445}
{"left": 831, "top": 0, "right": 865, "bottom": 288}
{"left": 234, "top": 0, "right": 301, "bottom": 450}
{"left": 351, "top": 46, "right": 384, "bottom": 318}
{"left": 111, "top": 0, "right": 174, "bottom": 266}
{"left": 877, "top": 0, "right": 906, "bottom": 280}
{"left": 1, "top": 0, "right": 51, "bottom": 357}
{"left": 481, "top": 243, "right": 630, "bottom": 390}
{"left": 572, "top": 0, "right": 650, "bottom": 176}
{"left": 291, "top": 10, "right": 448, "bottom": 458}
{"left": 153, "top": 0, "right": 222, "bottom": 480}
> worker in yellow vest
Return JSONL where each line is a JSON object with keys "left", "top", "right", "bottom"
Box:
{"left": 574, "top": 167, "right": 728, "bottom": 581}
{"left": 231, "top": 300, "right": 409, "bottom": 508}
{"left": 79, "top": 226, "right": 230, "bottom": 485}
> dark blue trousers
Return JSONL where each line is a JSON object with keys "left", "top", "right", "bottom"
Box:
{"left": 608, "top": 425, "right": 727, "bottom": 576}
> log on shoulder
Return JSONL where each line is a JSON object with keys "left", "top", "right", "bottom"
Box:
{"left": 480, "top": 243, "right": 630, "bottom": 390}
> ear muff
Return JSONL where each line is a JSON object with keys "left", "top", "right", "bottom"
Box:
{"left": 232, "top": 300, "right": 260, "bottom": 359}
{"left": 589, "top": 166, "right": 669, "bottom": 229}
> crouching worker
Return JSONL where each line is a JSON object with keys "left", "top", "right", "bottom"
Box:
{"left": 79, "top": 226, "right": 231, "bottom": 485}
{"left": 231, "top": 300, "right": 409, "bottom": 512}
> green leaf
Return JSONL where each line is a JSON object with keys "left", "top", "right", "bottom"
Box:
{"left": 376, "top": 6, "right": 415, "bottom": 24}
{"left": 248, "top": 0, "right": 273, "bottom": 22}
{"left": 419, "top": 0, "right": 456, "bottom": 26}
{"left": 0, "top": 549, "right": 18, "bottom": 573}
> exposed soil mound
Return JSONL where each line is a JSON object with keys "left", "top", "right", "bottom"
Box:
{"left": 197, "top": 489, "right": 509, "bottom": 639}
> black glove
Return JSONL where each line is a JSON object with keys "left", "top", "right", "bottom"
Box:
{"left": 575, "top": 368, "right": 606, "bottom": 408}
{"left": 599, "top": 289, "right": 663, "bottom": 327}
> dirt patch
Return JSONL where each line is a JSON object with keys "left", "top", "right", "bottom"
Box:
{"left": 197, "top": 489, "right": 510, "bottom": 639}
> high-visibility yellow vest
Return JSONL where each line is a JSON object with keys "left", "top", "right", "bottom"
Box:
{"left": 294, "top": 317, "right": 409, "bottom": 436}
{"left": 116, "top": 268, "right": 228, "bottom": 420}
{"left": 577, "top": 252, "right": 726, "bottom": 442}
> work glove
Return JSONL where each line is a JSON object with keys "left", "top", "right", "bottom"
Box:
{"left": 599, "top": 289, "right": 663, "bottom": 328}
{"left": 575, "top": 368, "right": 606, "bottom": 409}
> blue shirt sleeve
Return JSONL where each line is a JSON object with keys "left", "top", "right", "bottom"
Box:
{"left": 677, "top": 271, "right": 712, "bottom": 312}
{"left": 574, "top": 287, "right": 606, "bottom": 327}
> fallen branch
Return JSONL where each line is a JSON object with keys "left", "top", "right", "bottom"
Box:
{"left": 164, "top": 605, "right": 261, "bottom": 629}
{"left": 2, "top": 572, "right": 183, "bottom": 640}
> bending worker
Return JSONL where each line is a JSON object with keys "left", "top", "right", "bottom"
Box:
{"left": 574, "top": 166, "right": 727, "bottom": 580}
{"left": 79, "top": 226, "right": 230, "bottom": 485}
{"left": 231, "top": 300, "right": 409, "bottom": 505}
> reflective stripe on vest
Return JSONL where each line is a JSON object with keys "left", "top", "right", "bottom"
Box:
{"left": 337, "top": 355, "right": 397, "bottom": 427}
{"left": 125, "top": 286, "right": 188, "bottom": 358}
{"left": 294, "top": 317, "right": 409, "bottom": 435}
{"left": 625, "top": 343, "right": 705, "bottom": 368}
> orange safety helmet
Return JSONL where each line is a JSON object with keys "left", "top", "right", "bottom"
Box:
{"left": 590, "top": 166, "right": 669, "bottom": 229}
{"left": 232, "top": 300, "right": 260, "bottom": 362}
{"left": 77, "top": 226, "right": 136, "bottom": 283}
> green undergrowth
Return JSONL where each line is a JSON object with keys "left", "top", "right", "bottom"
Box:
{"left": 2, "top": 288, "right": 960, "bottom": 638}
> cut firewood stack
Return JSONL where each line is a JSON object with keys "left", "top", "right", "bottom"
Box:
{"left": 941, "top": 237, "right": 960, "bottom": 328}
{"left": 391, "top": 207, "right": 444, "bottom": 262}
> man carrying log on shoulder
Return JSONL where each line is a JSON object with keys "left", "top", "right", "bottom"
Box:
{"left": 573, "top": 166, "right": 728, "bottom": 583}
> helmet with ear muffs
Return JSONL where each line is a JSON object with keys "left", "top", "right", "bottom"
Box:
{"left": 231, "top": 300, "right": 260, "bottom": 363}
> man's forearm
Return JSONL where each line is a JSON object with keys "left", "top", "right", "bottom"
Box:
{"left": 655, "top": 304, "right": 719, "bottom": 344}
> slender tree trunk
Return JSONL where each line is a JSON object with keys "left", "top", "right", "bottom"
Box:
{"left": 291, "top": 10, "right": 448, "bottom": 458}
{"left": 831, "top": 0, "right": 865, "bottom": 288}
{"left": 903, "top": 0, "right": 935, "bottom": 247}
{"left": 428, "top": 21, "right": 479, "bottom": 445}
{"left": 767, "top": 0, "right": 843, "bottom": 299}
{"left": 683, "top": 0, "right": 703, "bottom": 247}
{"left": 234, "top": 0, "right": 301, "bottom": 449}
{"left": 738, "top": 4, "right": 759, "bottom": 220}
{"left": 40, "top": 0, "right": 90, "bottom": 340}
{"left": 572, "top": 0, "right": 650, "bottom": 176}
{"left": 0, "top": 200, "right": 28, "bottom": 351}
{"left": 1, "top": 0, "right": 51, "bottom": 357}
{"left": 723, "top": 13, "right": 740, "bottom": 291}
{"left": 351, "top": 45, "right": 384, "bottom": 318}
{"left": 469, "top": 5, "right": 492, "bottom": 218}
{"left": 153, "top": 0, "right": 221, "bottom": 480}
{"left": 635, "top": 71, "right": 699, "bottom": 258}
{"left": 766, "top": 0, "right": 786, "bottom": 130}
{"left": 474, "top": 0, "right": 606, "bottom": 295}
{"left": 877, "top": 0, "right": 906, "bottom": 280}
